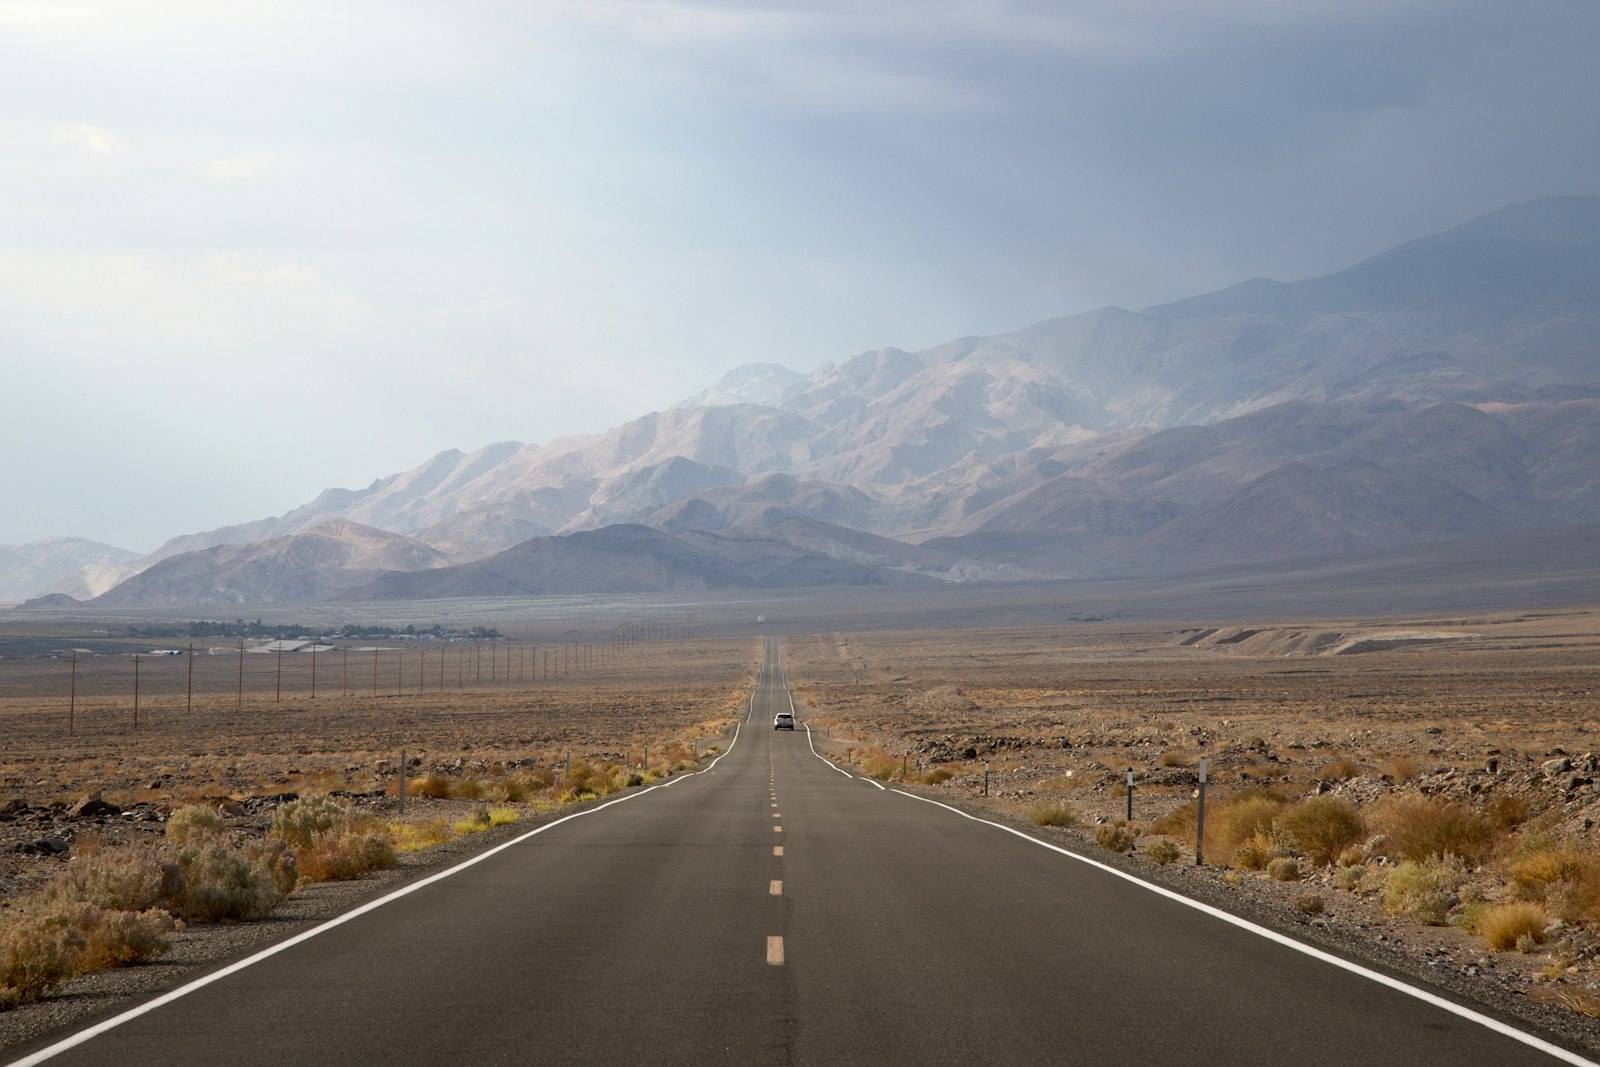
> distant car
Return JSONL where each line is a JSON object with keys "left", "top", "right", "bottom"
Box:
{"left": 774, "top": 712, "right": 795, "bottom": 730}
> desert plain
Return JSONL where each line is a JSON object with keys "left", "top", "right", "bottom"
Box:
{"left": 1, "top": 599, "right": 1599, "bottom": 1050}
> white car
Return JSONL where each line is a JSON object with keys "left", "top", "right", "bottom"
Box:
{"left": 773, "top": 712, "right": 795, "bottom": 730}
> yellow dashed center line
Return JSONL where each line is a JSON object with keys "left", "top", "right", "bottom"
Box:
{"left": 770, "top": 880, "right": 783, "bottom": 895}
{"left": 773, "top": 846, "right": 783, "bottom": 856}
{"left": 767, "top": 936, "right": 785, "bottom": 966}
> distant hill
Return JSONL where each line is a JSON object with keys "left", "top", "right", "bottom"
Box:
{"left": 68, "top": 195, "right": 1600, "bottom": 605}
{"left": 0, "top": 537, "right": 136, "bottom": 602}
{"left": 90, "top": 520, "right": 448, "bottom": 606}
{"left": 345, "top": 522, "right": 946, "bottom": 600}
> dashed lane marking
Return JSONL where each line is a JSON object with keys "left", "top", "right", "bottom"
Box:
{"left": 770, "top": 880, "right": 783, "bottom": 895}
{"left": 773, "top": 846, "right": 783, "bottom": 856}
{"left": 767, "top": 936, "right": 785, "bottom": 966}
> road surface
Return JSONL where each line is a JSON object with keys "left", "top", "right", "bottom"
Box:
{"left": 8, "top": 636, "right": 1591, "bottom": 1065}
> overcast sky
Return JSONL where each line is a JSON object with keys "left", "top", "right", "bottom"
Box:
{"left": 3, "top": 0, "right": 1597, "bottom": 551}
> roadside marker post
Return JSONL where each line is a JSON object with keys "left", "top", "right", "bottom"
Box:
{"left": 1195, "top": 758, "right": 1208, "bottom": 866}
{"left": 399, "top": 750, "right": 407, "bottom": 817}
{"left": 1126, "top": 768, "right": 1134, "bottom": 822}
{"left": 983, "top": 761, "right": 990, "bottom": 797}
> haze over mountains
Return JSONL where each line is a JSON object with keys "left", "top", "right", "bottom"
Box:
{"left": 20, "top": 196, "right": 1600, "bottom": 606}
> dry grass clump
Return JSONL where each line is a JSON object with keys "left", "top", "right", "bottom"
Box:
{"left": 1292, "top": 894, "right": 1325, "bottom": 916}
{"left": 295, "top": 833, "right": 395, "bottom": 884}
{"left": 1266, "top": 857, "right": 1301, "bottom": 882}
{"left": 1383, "top": 755, "right": 1422, "bottom": 781}
{"left": 165, "top": 804, "right": 227, "bottom": 845}
{"left": 45, "top": 847, "right": 175, "bottom": 912}
{"left": 1370, "top": 795, "right": 1494, "bottom": 865}
{"left": 451, "top": 804, "right": 519, "bottom": 835}
{"left": 1094, "top": 821, "right": 1136, "bottom": 853}
{"left": 1145, "top": 839, "right": 1180, "bottom": 866}
{"left": 270, "top": 794, "right": 350, "bottom": 849}
{"left": 269, "top": 794, "right": 391, "bottom": 885}
{"left": 1317, "top": 758, "right": 1363, "bottom": 781}
{"left": 1476, "top": 902, "right": 1551, "bottom": 951}
{"left": 1, "top": 912, "right": 84, "bottom": 1008}
{"left": 1503, "top": 838, "right": 1600, "bottom": 925}
{"left": 1383, "top": 855, "right": 1469, "bottom": 925}
{"left": 1027, "top": 802, "right": 1077, "bottom": 827}
{"left": 387, "top": 817, "right": 454, "bottom": 853}
{"left": 1273, "top": 796, "right": 1365, "bottom": 867}
{"left": 171, "top": 842, "right": 289, "bottom": 920}
{"left": 1154, "top": 787, "right": 1292, "bottom": 869}
{"left": 1488, "top": 793, "right": 1533, "bottom": 832}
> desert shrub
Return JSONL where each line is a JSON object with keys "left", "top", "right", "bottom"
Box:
{"left": 1158, "top": 750, "right": 1192, "bottom": 768}
{"left": 1383, "top": 856, "right": 1468, "bottom": 925}
{"left": 494, "top": 778, "right": 530, "bottom": 804}
{"left": 414, "top": 774, "right": 452, "bottom": 800}
{"left": 0, "top": 914, "right": 81, "bottom": 1007}
{"left": 1152, "top": 800, "right": 1197, "bottom": 839}
{"left": 1274, "top": 796, "right": 1365, "bottom": 867}
{"left": 1232, "top": 831, "right": 1284, "bottom": 872}
{"left": 1506, "top": 838, "right": 1585, "bottom": 897}
{"left": 1503, "top": 838, "right": 1600, "bottom": 925}
{"left": 165, "top": 805, "right": 227, "bottom": 846}
{"left": 1317, "top": 758, "right": 1363, "bottom": 781}
{"left": 1488, "top": 794, "right": 1532, "bottom": 832}
{"left": 451, "top": 778, "right": 487, "bottom": 801}
{"left": 1028, "top": 802, "right": 1078, "bottom": 828}
{"left": 1370, "top": 795, "right": 1494, "bottom": 865}
{"left": 1384, "top": 755, "right": 1421, "bottom": 781}
{"left": 172, "top": 843, "right": 284, "bottom": 921}
{"left": 243, "top": 838, "right": 299, "bottom": 898}
{"left": 1206, "top": 789, "right": 1289, "bottom": 864}
{"left": 270, "top": 794, "right": 351, "bottom": 849}
{"left": 64, "top": 904, "right": 178, "bottom": 971}
{"left": 295, "top": 833, "right": 395, "bottom": 884}
{"left": 488, "top": 807, "right": 520, "bottom": 827}
{"left": 46, "top": 847, "right": 175, "bottom": 912}
{"left": 1332, "top": 866, "right": 1366, "bottom": 892}
{"left": 1292, "top": 894, "right": 1325, "bottom": 916}
{"left": 1266, "top": 857, "right": 1301, "bottom": 882}
{"left": 1477, "top": 902, "right": 1550, "bottom": 951}
{"left": 1145, "top": 839, "right": 1180, "bottom": 866}
{"left": 1095, "top": 822, "right": 1136, "bottom": 853}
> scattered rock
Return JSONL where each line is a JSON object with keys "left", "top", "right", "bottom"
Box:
{"left": 68, "top": 794, "right": 122, "bottom": 818}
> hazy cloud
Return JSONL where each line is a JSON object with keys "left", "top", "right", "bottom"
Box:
{"left": 1, "top": 0, "right": 1595, "bottom": 549}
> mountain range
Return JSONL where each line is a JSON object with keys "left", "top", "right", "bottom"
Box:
{"left": 19, "top": 195, "right": 1600, "bottom": 607}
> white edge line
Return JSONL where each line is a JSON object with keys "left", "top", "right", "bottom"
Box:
{"left": 862, "top": 777, "right": 886, "bottom": 791}
{"left": 803, "top": 722, "right": 853, "bottom": 778}
{"left": 7, "top": 721, "right": 745, "bottom": 1067}
{"left": 888, "top": 787, "right": 1597, "bottom": 1067}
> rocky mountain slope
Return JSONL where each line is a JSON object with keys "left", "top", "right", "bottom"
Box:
{"left": 88, "top": 520, "right": 448, "bottom": 606}
{"left": 58, "top": 196, "right": 1600, "bottom": 604}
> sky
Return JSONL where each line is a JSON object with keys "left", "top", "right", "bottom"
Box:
{"left": 2, "top": 0, "right": 1597, "bottom": 552}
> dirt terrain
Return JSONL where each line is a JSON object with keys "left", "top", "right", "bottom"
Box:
{"left": 0, "top": 635, "right": 756, "bottom": 901}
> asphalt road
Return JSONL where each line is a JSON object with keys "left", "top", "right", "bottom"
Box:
{"left": 9, "top": 637, "right": 1592, "bottom": 1065}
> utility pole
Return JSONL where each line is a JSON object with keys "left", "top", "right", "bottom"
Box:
{"left": 237, "top": 641, "right": 244, "bottom": 708}
{"left": 133, "top": 654, "right": 141, "bottom": 727}
{"left": 69, "top": 653, "right": 76, "bottom": 736}
{"left": 186, "top": 643, "right": 194, "bottom": 712}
